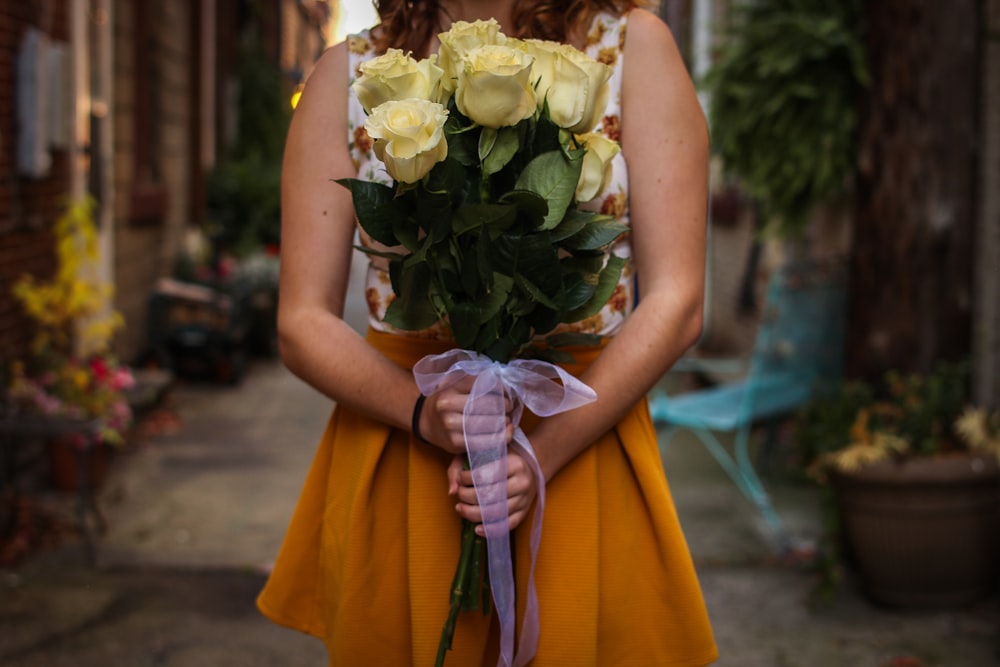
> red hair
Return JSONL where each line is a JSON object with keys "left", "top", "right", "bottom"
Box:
{"left": 370, "top": 0, "right": 648, "bottom": 57}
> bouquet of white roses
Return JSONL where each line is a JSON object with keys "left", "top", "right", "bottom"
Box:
{"left": 340, "top": 19, "right": 625, "bottom": 667}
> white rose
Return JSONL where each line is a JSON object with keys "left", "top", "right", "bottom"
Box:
{"left": 353, "top": 49, "right": 444, "bottom": 113}
{"left": 455, "top": 45, "right": 536, "bottom": 128}
{"left": 365, "top": 98, "right": 450, "bottom": 183}
{"left": 518, "top": 39, "right": 612, "bottom": 133}
{"left": 437, "top": 19, "right": 506, "bottom": 95}
{"left": 575, "top": 132, "right": 620, "bottom": 202}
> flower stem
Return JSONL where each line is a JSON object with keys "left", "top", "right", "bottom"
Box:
{"left": 435, "top": 518, "right": 482, "bottom": 667}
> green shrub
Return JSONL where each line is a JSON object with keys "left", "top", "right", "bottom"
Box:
{"left": 703, "top": 0, "right": 869, "bottom": 237}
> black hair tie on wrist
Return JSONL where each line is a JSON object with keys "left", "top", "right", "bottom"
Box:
{"left": 412, "top": 394, "right": 429, "bottom": 444}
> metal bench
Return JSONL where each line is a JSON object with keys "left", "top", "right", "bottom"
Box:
{"left": 649, "top": 259, "right": 848, "bottom": 550}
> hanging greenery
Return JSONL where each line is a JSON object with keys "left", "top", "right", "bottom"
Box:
{"left": 206, "top": 14, "right": 291, "bottom": 256}
{"left": 703, "top": 0, "right": 870, "bottom": 237}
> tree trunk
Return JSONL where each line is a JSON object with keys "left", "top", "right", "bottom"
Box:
{"left": 848, "top": 0, "right": 981, "bottom": 380}
{"left": 975, "top": 0, "right": 1000, "bottom": 408}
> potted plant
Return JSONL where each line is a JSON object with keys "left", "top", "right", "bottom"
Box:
{"left": 799, "top": 361, "right": 1000, "bottom": 608}
{"left": 702, "top": 0, "right": 869, "bottom": 241}
{"left": 5, "top": 198, "right": 134, "bottom": 490}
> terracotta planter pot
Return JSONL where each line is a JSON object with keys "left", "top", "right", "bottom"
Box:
{"left": 831, "top": 454, "right": 1000, "bottom": 608}
{"left": 47, "top": 437, "right": 112, "bottom": 493}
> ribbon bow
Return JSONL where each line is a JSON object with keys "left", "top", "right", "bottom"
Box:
{"left": 414, "top": 349, "right": 597, "bottom": 667}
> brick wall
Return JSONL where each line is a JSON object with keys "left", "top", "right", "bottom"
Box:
{"left": 112, "top": 0, "right": 194, "bottom": 363}
{"left": 0, "top": 1, "right": 71, "bottom": 372}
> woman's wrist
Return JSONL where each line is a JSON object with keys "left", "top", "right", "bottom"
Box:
{"left": 411, "top": 393, "right": 430, "bottom": 444}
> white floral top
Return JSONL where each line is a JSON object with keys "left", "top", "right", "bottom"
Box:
{"left": 346, "top": 12, "right": 634, "bottom": 340}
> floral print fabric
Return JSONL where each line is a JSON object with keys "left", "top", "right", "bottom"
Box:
{"left": 346, "top": 12, "right": 633, "bottom": 340}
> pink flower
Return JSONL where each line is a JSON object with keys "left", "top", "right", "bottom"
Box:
{"left": 110, "top": 400, "right": 132, "bottom": 423}
{"left": 37, "top": 393, "right": 64, "bottom": 415}
{"left": 110, "top": 368, "right": 135, "bottom": 391}
{"left": 90, "top": 356, "right": 109, "bottom": 380}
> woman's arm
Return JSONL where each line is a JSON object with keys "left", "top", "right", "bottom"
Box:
{"left": 530, "top": 8, "right": 709, "bottom": 481}
{"left": 278, "top": 43, "right": 414, "bottom": 427}
{"left": 277, "top": 42, "right": 479, "bottom": 454}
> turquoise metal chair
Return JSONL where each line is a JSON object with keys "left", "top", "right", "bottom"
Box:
{"left": 649, "top": 259, "right": 848, "bottom": 550}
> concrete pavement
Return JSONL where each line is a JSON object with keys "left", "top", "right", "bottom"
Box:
{"left": 2, "top": 357, "right": 999, "bottom": 666}
{"left": 1, "top": 256, "right": 998, "bottom": 665}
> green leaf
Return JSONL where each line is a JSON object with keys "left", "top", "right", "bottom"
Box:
{"left": 482, "top": 126, "right": 521, "bottom": 176}
{"left": 498, "top": 190, "right": 548, "bottom": 230}
{"left": 514, "top": 233, "right": 562, "bottom": 298}
{"left": 515, "top": 274, "right": 559, "bottom": 310}
{"left": 352, "top": 244, "right": 405, "bottom": 262}
{"left": 439, "top": 262, "right": 464, "bottom": 295}
{"left": 383, "top": 260, "right": 439, "bottom": 331}
{"left": 475, "top": 231, "right": 494, "bottom": 285}
{"left": 336, "top": 178, "right": 399, "bottom": 246}
{"left": 393, "top": 214, "right": 421, "bottom": 252}
{"left": 514, "top": 151, "right": 581, "bottom": 230}
{"left": 478, "top": 127, "right": 498, "bottom": 163}
{"left": 548, "top": 209, "right": 590, "bottom": 242}
{"left": 560, "top": 254, "right": 605, "bottom": 276}
{"left": 416, "top": 189, "right": 456, "bottom": 244}
{"left": 473, "top": 315, "right": 501, "bottom": 358}
{"left": 480, "top": 273, "right": 513, "bottom": 323}
{"left": 561, "top": 217, "right": 629, "bottom": 252}
{"left": 530, "top": 114, "right": 563, "bottom": 156}
{"left": 531, "top": 347, "right": 577, "bottom": 364}
{"left": 425, "top": 158, "right": 468, "bottom": 199}
{"left": 566, "top": 254, "right": 626, "bottom": 322}
{"left": 459, "top": 241, "right": 480, "bottom": 296}
{"left": 448, "top": 301, "right": 482, "bottom": 349}
{"left": 489, "top": 234, "right": 519, "bottom": 275}
{"left": 445, "top": 112, "right": 480, "bottom": 166}
{"left": 561, "top": 273, "right": 596, "bottom": 310}
{"left": 453, "top": 204, "right": 518, "bottom": 236}
{"left": 525, "top": 304, "right": 560, "bottom": 336}
{"left": 483, "top": 318, "right": 529, "bottom": 362}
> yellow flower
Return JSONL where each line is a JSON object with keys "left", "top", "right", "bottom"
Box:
{"left": 516, "top": 38, "right": 612, "bottom": 133}
{"left": 955, "top": 406, "right": 1000, "bottom": 459}
{"left": 366, "top": 98, "right": 449, "bottom": 183}
{"left": 574, "top": 132, "right": 620, "bottom": 202}
{"left": 72, "top": 368, "right": 90, "bottom": 391}
{"left": 11, "top": 197, "right": 123, "bottom": 358}
{"left": 437, "top": 18, "right": 507, "bottom": 95}
{"left": 353, "top": 49, "right": 444, "bottom": 113}
{"left": 454, "top": 44, "right": 536, "bottom": 128}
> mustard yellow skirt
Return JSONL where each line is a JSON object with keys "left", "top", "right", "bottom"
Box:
{"left": 257, "top": 330, "right": 717, "bottom": 666}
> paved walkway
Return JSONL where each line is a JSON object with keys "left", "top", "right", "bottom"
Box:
{"left": 1, "top": 262, "right": 997, "bottom": 665}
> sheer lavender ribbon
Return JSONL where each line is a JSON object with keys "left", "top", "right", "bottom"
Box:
{"left": 413, "top": 349, "right": 597, "bottom": 667}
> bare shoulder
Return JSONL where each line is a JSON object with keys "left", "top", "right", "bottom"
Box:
{"left": 621, "top": 8, "right": 702, "bottom": 122}
{"left": 285, "top": 40, "right": 352, "bottom": 157}
{"left": 299, "top": 41, "right": 350, "bottom": 113}
{"left": 623, "top": 8, "right": 682, "bottom": 67}
{"left": 618, "top": 7, "right": 707, "bottom": 173}
{"left": 283, "top": 39, "right": 358, "bottom": 191}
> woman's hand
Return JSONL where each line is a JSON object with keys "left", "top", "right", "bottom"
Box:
{"left": 447, "top": 449, "right": 539, "bottom": 535}
{"left": 420, "top": 377, "right": 514, "bottom": 455}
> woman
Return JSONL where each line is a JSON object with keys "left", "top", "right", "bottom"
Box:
{"left": 257, "top": 1, "right": 717, "bottom": 664}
